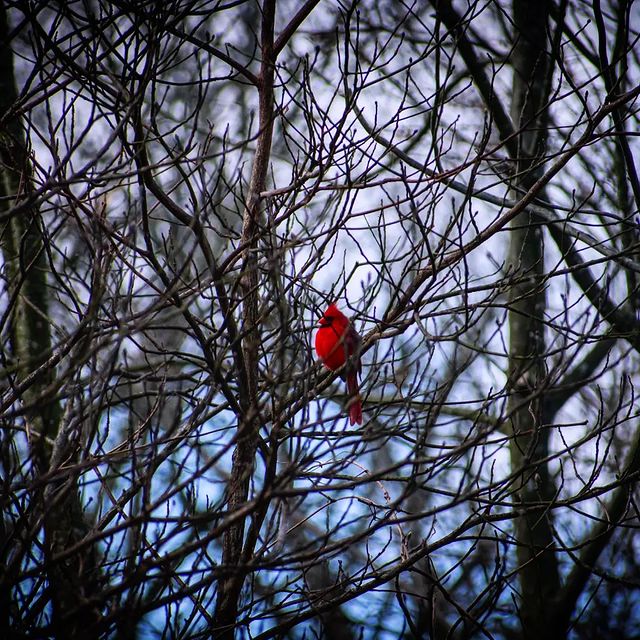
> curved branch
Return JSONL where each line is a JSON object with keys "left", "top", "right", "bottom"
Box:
{"left": 550, "top": 418, "right": 640, "bottom": 630}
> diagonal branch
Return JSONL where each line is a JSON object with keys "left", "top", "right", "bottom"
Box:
{"left": 378, "top": 87, "right": 640, "bottom": 325}
{"left": 542, "top": 334, "right": 616, "bottom": 424}
{"left": 430, "top": 0, "right": 517, "bottom": 153}
{"left": 550, "top": 418, "right": 640, "bottom": 630}
{"left": 274, "top": 0, "right": 321, "bottom": 55}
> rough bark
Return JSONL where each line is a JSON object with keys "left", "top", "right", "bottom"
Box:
{"left": 0, "top": 3, "right": 99, "bottom": 637}
{"left": 506, "top": 1, "right": 560, "bottom": 638}
{"left": 212, "top": 1, "right": 277, "bottom": 637}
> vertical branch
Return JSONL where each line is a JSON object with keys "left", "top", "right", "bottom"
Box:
{"left": 594, "top": 0, "right": 640, "bottom": 307}
{"left": 0, "top": 3, "right": 99, "bottom": 637}
{"left": 0, "top": 9, "right": 57, "bottom": 466}
{"left": 506, "top": 1, "right": 559, "bottom": 637}
{"left": 213, "top": 1, "right": 276, "bottom": 636}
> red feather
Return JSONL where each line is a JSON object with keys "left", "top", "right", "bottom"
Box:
{"left": 315, "top": 304, "right": 363, "bottom": 425}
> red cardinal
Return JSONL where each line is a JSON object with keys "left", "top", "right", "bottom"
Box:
{"left": 315, "top": 303, "right": 363, "bottom": 425}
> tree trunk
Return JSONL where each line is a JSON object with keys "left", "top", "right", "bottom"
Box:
{"left": 0, "top": 4, "right": 99, "bottom": 637}
{"left": 212, "top": 1, "right": 276, "bottom": 637}
{"left": 507, "top": 1, "right": 560, "bottom": 638}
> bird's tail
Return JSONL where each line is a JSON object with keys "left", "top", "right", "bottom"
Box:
{"left": 346, "top": 372, "right": 363, "bottom": 425}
